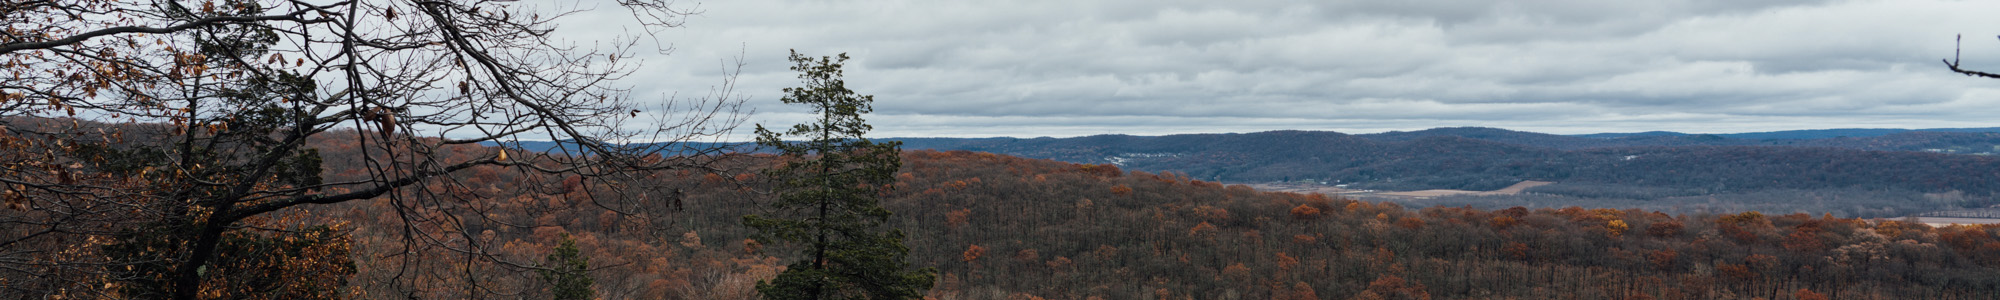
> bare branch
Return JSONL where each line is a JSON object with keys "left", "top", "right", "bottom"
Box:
{"left": 1944, "top": 34, "right": 2000, "bottom": 79}
{"left": 1, "top": 14, "right": 319, "bottom": 54}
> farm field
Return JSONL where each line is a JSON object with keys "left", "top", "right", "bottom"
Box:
{"left": 1915, "top": 217, "right": 2000, "bottom": 227}
{"left": 1250, "top": 180, "right": 1555, "bottom": 199}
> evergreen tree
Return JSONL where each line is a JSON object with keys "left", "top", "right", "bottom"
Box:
{"left": 743, "top": 51, "right": 936, "bottom": 300}
{"left": 540, "top": 234, "right": 594, "bottom": 300}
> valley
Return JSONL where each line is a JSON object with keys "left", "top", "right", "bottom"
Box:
{"left": 12, "top": 1, "right": 2000, "bottom": 298}
{"left": 896, "top": 128, "right": 2000, "bottom": 218}
{"left": 1248, "top": 180, "right": 1555, "bottom": 199}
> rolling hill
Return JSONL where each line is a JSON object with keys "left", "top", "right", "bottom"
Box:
{"left": 891, "top": 128, "right": 2000, "bottom": 217}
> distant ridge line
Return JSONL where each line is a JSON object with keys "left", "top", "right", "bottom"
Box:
{"left": 1571, "top": 127, "right": 2000, "bottom": 140}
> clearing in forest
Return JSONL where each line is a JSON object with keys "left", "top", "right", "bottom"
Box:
{"left": 1375, "top": 180, "right": 1555, "bottom": 198}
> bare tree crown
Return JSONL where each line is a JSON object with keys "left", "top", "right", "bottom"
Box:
{"left": 1, "top": 0, "right": 742, "bottom": 298}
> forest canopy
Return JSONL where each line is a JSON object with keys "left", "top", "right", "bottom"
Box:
{"left": 0, "top": 0, "right": 739, "bottom": 298}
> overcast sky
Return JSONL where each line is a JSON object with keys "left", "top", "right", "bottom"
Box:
{"left": 564, "top": 0, "right": 2000, "bottom": 138}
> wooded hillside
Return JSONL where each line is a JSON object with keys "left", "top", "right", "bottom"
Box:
{"left": 895, "top": 129, "right": 2000, "bottom": 218}
{"left": 315, "top": 146, "right": 2000, "bottom": 299}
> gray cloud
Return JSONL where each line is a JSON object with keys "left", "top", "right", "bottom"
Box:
{"left": 569, "top": 0, "right": 2000, "bottom": 138}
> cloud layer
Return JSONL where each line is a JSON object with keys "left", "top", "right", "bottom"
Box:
{"left": 575, "top": 0, "right": 2000, "bottom": 137}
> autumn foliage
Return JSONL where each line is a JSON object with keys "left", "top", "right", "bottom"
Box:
{"left": 963, "top": 245, "right": 987, "bottom": 262}
{"left": 24, "top": 143, "right": 2000, "bottom": 299}
{"left": 1289, "top": 204, "right": 1322, "bottom": 220}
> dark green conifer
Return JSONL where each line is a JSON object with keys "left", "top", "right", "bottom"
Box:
{"left": 540, "top": 234, "right": 594, "bottom": 300}
{"left": 743, "top": 51, "right": 936, "bottom": 300}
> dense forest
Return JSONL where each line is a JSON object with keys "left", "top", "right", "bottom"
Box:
{"left": 1367, "top": 127, "right": 2000, "bottom": 152}
{"left": 297, "top": 143, "right": 2000, "bottom": 299}
{"left": 893, "top": 129, "right": 2000, "bottom": 217}
{"left": 899, "top": 127, "right": 2000, "bottom": 154}
{"left": 11, "top": 0, "right": 2000, "bottom": 298}
{"left": 7, "top": 121, "right": 2000, "bottom": 298}
{"left": 514, "top": 128, "right": 2000, "bottom": 215}
{"left": 1575, "top": 127, "right": 2000, "bottom": 140}
{"left": 892, "top": 129, "right": 2000, "bottom": 191}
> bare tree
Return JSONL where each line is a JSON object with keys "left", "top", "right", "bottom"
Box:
{"left": 0, "top": 0, "right": 742, "bottom": 298}
{"left": 1945, "top": 34, "right": 2000, "bottom": 79}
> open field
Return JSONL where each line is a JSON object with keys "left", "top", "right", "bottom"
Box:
{"left": 1914, "top": 217, "right": 2000, "bottom": 227}
{"left": 1240, "top": 183, "right": 1368, "bottom": 195}
{"left": 1246, "top": 180, "right": 1557, "bottom": 199}
{"left": 1374, "top": 180, "right": 1556, "bottom": 198}
{"left": 1483, "top": 180, "right": 1555, "bottom": 195}
{"left": 1378, "top": 189, "right": 1481, "bottom": 197}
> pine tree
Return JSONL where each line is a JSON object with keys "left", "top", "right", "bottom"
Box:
{"left": 540, "top": 234, "right": 594, "bottom": 300}
{"left": 743, "top": 51, "right": 936, "bottom": 300}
